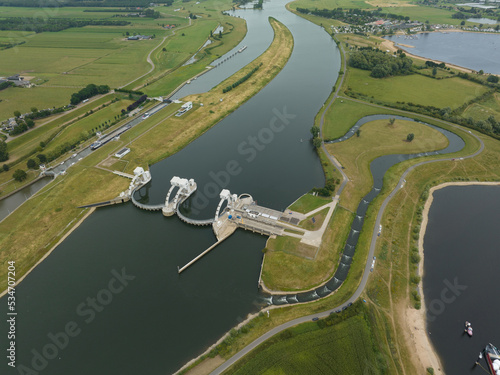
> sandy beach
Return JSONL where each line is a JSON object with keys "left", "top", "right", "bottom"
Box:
{"left": 380, "top": 36, "right": 477, "bottom": 74}
{"left": 409, "top": 181, "right": 500, "bottom": 373}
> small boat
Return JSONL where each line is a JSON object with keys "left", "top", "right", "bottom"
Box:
{"left": 465, "top": 321, "right": 473, "bottom": 337}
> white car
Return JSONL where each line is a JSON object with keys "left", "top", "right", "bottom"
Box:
{"left": 142, "top": 113, "right": 150, "bottom": 119}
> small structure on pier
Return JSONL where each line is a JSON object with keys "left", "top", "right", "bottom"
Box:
{"left": 163, "top": 177, "right": 197, "bottom": 216}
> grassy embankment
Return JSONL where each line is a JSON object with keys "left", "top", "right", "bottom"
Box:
{"left": 261, "top": 118, "right": 449, "bottom": 292}
{"left": 0, "top": 94, "right": 136, "bottom": 197}
{"left": 224, "top": 301, "right": 387, "bottom": 375}
{"left": 135, "top": 1, "right": 247, "bottom": 94}
{"left": 117, "top": 17, "right": 293, "bottom": 171}
{"left": 0, "top": 16, "right": 293, "bottom": 296}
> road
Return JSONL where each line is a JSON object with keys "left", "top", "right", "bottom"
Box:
{"left": 208, "top": 36, "right": 486, "bottom": 375}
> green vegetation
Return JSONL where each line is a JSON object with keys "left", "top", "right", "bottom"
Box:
{"left": 225, "top": 302, "right": 386, "bottom": 375}
{"left": 288, "top": 193, "right": 330, "bottom": 214}
{"left": 346, "top": 68, "right": 489, "bottom": 109}
{"left": 223, "top": 63, "right": 261, "bottom": 93}
{"left": 349, "top": 48, "right": 413, "bottom": 78}
{"left": 70, "top": 83, "right": 110, "bottom": 105}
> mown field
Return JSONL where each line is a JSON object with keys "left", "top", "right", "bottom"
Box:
{"left": 347, "top": 68, "right": 489, "bottom": 109}
{"left": 0, "top": 86, "right": 76, "bottom": 122}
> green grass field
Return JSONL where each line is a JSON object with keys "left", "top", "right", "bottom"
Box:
{"left": 42, "top": 99, "right": 134, "bottom": 155}
{"left": 322, "top": 98, "right": 401, "bottom": 140}
{"left": 3, "top": 94, "right": 121, "bottom": 163}
{"left": 288, "top": 193, "right": 330, "bottom": 214}
{"left": 0, "top": 86, "right": 76, "bottom": 122}
{"left": 347, "top": 68, "right": 488, "bottom": 109}
{"left": 462, "top": 92, "right": 500, "bottom": 122}
{"left": 225, "top": 307, "right": 383, "bottom": 375}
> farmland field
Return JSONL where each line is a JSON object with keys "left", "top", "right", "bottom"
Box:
{"left": 347, "top": 68, "right": 489, "bottom": 109}
{"left": 0, "top": 86, "right": 76, "bottom": 122}
{"left": 226, "top": 312, "right": 383, "bottom": 375}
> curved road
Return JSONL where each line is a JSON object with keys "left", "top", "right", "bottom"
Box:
{"left": 208, "top": 33, "right": 486, "bottom": 375}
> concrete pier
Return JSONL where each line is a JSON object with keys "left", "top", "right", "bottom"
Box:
{"left": 178, "top": 237, "right": 228, "bottom": 273}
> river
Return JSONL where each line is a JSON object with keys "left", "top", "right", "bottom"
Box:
{"left": 385, "top": 32, "right": 500, "bottom": 74}
{"left": 0, "top": 1, "right": 340, "bottom": 374}
{"left": 423, "top": 185, "right": 500, "bottom": 374}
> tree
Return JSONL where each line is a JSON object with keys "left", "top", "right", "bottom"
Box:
{"left": 37, "top": 154, "right": 47, "bottom": 163}
{"left": 460, "top": 20, "right": 465, "bottom": 26}
{"left": 407, "top": 133, "right": 415, "bottom": 142}
{"left": 432, "top": 67, "right": 437, "bottom": 77}
{"left": 13, "top": 169, "right": 27, "bottom": 182}
{"left": 31, "top": 107, "right": 38, "bottom": 113}
{"left": 478, "top": 69, "right": 484, "bottom": 75}
{"left": 0, "top": 139, "right": 8, "bottom": 162}
{"left": 13, "top": 110, "right": 21, "bottom": 118}
{"left": 2, "top": 164, "right": 9, "bottom": 172}
{"left": 26, "top": 118, "right": 35, "bottom": 128}
{"left": 389, "top": 118, "right": 396, "bottom": 125}
{"left": 310, "top": 126, "right": 320, "bottom": 138}
{"left": 487, "top": 75, "right": 499, "bottom": 83}
{"left": 27, "top": 158, "right": 38, "bottom": 169}
{"left": 313, "top": 137, "right": 322, "bottom": 149}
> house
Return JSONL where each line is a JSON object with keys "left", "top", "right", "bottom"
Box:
{"left": 7, "top": 74, "right": 32, "bottom": 87}
{"left": 127, "top": 35, "right": 152, "bottom": 40}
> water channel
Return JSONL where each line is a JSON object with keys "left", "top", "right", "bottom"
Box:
{"left": 423, "top": 185, "right": 500, "bottom": 374}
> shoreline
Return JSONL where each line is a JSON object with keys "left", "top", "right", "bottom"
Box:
{"left": 411, "top": 181, "right": 500, "bottom": 374}
{"left": 381, "top": 34, "right": 477, "bottom": 74}
{"left": 0, "top": 207, "right": 95, "bottom": 299}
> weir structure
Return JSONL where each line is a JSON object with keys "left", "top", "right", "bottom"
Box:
{"left": 81, "top": 169, "right": 293, "bottom": 273}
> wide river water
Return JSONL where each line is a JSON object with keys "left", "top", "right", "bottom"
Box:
{"left": 423, "top": 185, "right": 500, "bottom": 374}
{"left": 385, "top": 32, "right": 500, "bottom": 75}
{"left": 0, "top": 1, "right": 340, "bottom": 374}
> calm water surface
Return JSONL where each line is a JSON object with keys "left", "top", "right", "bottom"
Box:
{"left": 385, "top": 32, "right": 500, "bottom": 74}
{"left": 423, "top": 185, "right": 500, "bottom": 374}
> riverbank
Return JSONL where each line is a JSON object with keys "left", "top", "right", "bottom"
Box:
{"left": 0, "top": 17, "right": 294, "bottom": 294}
{"left": 411, "top": 181, "right": 500, "bottom": 374}
{"left": 380, "top": 37, "right": 477, "bottom": 74}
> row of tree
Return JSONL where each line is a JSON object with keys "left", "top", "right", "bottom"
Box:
{"left": 70, "top": 84, "right": 110, "bottom": 105}
{"left": 0, "top": 0, "right": 162, "bottom": 7}
{"left": 0, "top": 17, "right": 130, "bottom": 33}
{"left": 296, "top": 7, "right": 410, "bottom": 26}
{"left": 349, "top": 48, "right": 413, "bottom": 78}
{"left": 223, "top": 63, "right": 261, "bottom": 93}
{"left": 126, "top": 95, "right": 147, "bottom": 112}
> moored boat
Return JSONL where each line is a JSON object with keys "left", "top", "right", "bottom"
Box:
{"left": 485, "top": 343, "right": 500, "bottom": 375}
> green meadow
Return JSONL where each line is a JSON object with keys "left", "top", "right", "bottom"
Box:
{"left": 0, "top": 86, "right": 76, "bottom": 122}
{"left": 225, "top": 304, "right": 385, "bottom": 375}
{"left": 347, "top": 68, "right": 489, "bottom": 109}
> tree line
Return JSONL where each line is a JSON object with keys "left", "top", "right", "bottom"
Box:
{"left": 0, "top": 0, "right": 164, "bottom": 7}
{"left": 296, "top": 7, "right": 410, "bottom": 25}
{"left": 223, "top": 63, "right": 262, "bottom": 93}
{"left": 70, "top": 84, "right": 110, "bottom": 105}
{"left": 349, "top": 48, "right": 413, "bottom": 78}
{"left": 0, "top": 17, "right": 130, "bottom": 33}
